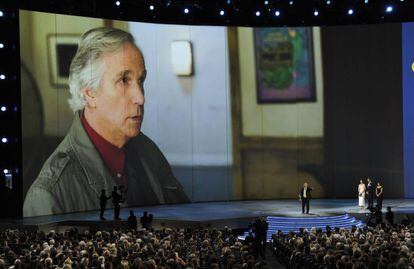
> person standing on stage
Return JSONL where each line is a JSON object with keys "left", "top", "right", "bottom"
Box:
{"left": 358, "top": 179, "right": 366, "bottom": 210}
{"left": 112, "top": 186, "right": 122, "bottom": 220}
{"left": 299, "top": 182, "right": 313, "bottom": 214}
{"left": 376, "top": 182, "right": 384, "bottom": 211}
{"left": 99, "top": 189, "right": 111, "bottom": 220}
{"left": 366, "top": 178, "right": 374, "bottom": 209}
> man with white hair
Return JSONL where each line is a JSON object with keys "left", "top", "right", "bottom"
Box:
{"left": 23, "top": 27, "right": 189, "bottom": 217}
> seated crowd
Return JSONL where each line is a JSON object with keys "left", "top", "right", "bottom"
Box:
{"left": 0, "top": 226, "right": 265, "bottom": 269}
{"left": 272, "top": 217, "right": 414, "bottom": 269}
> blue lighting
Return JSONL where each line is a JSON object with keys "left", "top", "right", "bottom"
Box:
{"left": 3, "top": 169, "right": 9, "bottom": 174}
{"left": 255, "top": 11, "right": 261, "bottom": 16}
{"left": 275, "top": 10, "right": 281, "bottom": 16}
{"left": 327, "top": 0, "right": 331, "bottom": 5}
{"left": 289, "top": 1, "right": 294, "bottom": 5}
{"left": 0, "top": 11, "right": 3, "bottom": 17}
{"left": 348, "top": 9, "right": 354, "bottom": 15}
{"left": 386, "top": 6, "right": 393, "bottom": 13}
{"left": 364, "top": 0, "right": 369, "bottom": 4}
{"left": 184, "top": 8, "right": 189, "bottom": 14}
{"left": 264, "top": 0, "right": 269, "bottom": 5}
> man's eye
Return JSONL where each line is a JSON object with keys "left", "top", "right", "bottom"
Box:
{"left": 121, "top": 77, "right": 130, "bottom": 84}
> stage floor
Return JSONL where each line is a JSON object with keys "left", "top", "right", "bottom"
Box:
{"left": 8, "top": 199, "right": 413, "bottom": 229}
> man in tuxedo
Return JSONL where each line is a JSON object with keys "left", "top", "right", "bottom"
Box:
{"left": 299, "top": 182, "right": 313, "bottom": 214}
{"left": 366, "top": 178, "right": 374, "bottom": 209}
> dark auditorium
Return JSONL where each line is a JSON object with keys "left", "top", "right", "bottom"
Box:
{"left": 0, "top": 0, "right": 414, "bottom": 268}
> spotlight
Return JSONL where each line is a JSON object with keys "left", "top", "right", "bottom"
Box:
{"left": 314, "top": 10, "right": 319, "bottom": 16}
{"left": 348, "top": 9, "right": 354, "bottom": 15}
{"left": 149, "top": 5, "right": 155, "bottom": 10}
{"left": 386, "top": 6, "right": 393, "bottom": 13}
{"left": 1, "top": 137, "right": 7, "bottom": 143}
{"left": 0, "top": 106, "right": 6, "bottom": 112}
{"left": 0, "top": 74, "right": 5, "bottom": 80}
{"left": 326, "top": 0, "right": 331, "bottom": 4}
{"left": 220, "top": 10, "right": 225, "bottom": 16}
{"left": 115, "top": 1, "right": 120, "bottom": 6}
{"left": 0, "top": 11, "right": 3, "bottom": 17}
{"left": 0, "top": 43, "right": 3, "bottom": 49}
{"left": 364, "top": 0, "right": 369, "bottom": 3}
{"left": 264, "top": 0, "right": 269, "bottom": 5}
{"left": 289, "top": 1, "right": 293, "bottom": 5}
{"left": 255, "top": 11, "right": 261, "bottom": 16}
{"left": 184, "top": 8, "right": 189, "bottom": 14}
{"left": 3, "top": 169, "right": 9, "bottom": 174}
{"left": 275, "top": 10, "right": 281, "bottom": 16}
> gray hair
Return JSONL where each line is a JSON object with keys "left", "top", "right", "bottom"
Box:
{"left": 68, "top": 27, "right": 137, "bottom": 112}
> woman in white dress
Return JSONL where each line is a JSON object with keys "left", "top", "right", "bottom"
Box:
{"left": 358, "top": 179, "right": 366, "bottom": 209}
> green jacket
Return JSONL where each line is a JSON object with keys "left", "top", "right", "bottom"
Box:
{"left": 23, "top": 113, "right": 189, "bottom": 217}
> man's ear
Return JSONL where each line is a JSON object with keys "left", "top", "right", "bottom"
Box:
{"left": 82, "top": 87, "right": 97, "bottom": 108}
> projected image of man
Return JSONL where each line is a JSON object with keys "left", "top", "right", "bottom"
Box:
{"left": 23, "top": 27, "right": 189, "bottom": 216}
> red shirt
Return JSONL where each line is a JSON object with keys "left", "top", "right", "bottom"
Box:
{"left": 81, "top": 114, "right": 127, "bottom": 186}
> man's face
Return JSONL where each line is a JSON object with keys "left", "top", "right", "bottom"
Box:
{"left": 92, "top": 42, "right": 146, "bottom": 143}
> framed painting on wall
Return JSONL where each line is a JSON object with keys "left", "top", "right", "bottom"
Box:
{"left": 254, "top": 27, "right": 316, "bottom": 103}
{"left": 47, "top": 34, "right": 80, "bottom": 88}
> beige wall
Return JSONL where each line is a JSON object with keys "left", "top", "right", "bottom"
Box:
{"left": 19, "top": 11, "right": 128, "bottom": 137}
{"left": 238, "top": 27, "right": 324, "bottom": 137}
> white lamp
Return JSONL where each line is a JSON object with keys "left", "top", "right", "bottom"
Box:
{"left": 171, "top": 41, "right": 193, "bottom": 76}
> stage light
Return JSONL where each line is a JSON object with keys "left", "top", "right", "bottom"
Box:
{"left": 264, "top": 0, "right": 269, "bottom": 5}
{"left": 364, "top": 0, "right": 369, "bottom": 4}
{"left": 3, "top": 169, "right": 9, "bottom": 174}
{"left": 1, "top": 137, "right": 7, "bottom": 143}
{"left": 0, "top": 106, "right": 6, "bottom": 112}
{"left": 386, "top": 6, "right": 393, "bottom": 13}
{"left": 0, "top": 74, "right": 5, "bottom": 80}
{"left": 255, "top": 11, "right": 261, "bottom": 16}
{"left": 275, "top": 10, "right": 281, "bottom": 16}
{"left": 0, "top": 43, "right": 3, "bottom": 49}
{"left": 326, "top": 0, "right": 331, "bottom": 4}
{"left": 220, "top": 10, "right": 225, "bottom": 16}
{"left": 0, "top": 11, "right": 3, "bottom": 17}
{"left": 289, "top": 1, "right": 294, "bottom": 5}
{"left": 115, "top": 1, "right": 120, "bottom": 6}
{"left": 314, "top": 10, "right": 319, "bottom": 16}
{"left": 149, "top": 5, "right": 155, "bottom": 10}
{"left": 184, "top": 8, "right": 189, "bottom": 14}
{"left": 348, "top": 9, "right": 354, "bottom": 15}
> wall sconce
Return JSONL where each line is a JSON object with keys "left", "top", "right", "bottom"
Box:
{"left": 171, "top": 41, "right": 193, "bottom": 76}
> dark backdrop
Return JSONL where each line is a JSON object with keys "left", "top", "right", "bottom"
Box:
{"left": 322, "top": 23, "right": 403, "bottom": 198}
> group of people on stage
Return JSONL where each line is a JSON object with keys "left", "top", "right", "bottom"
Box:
{"left": 358, "top": 177, "right": 384, "bottom": 211}
{"left": 99, "top": 185, "right": 126, "bottom": 220}
{"left": 299, "top": 178, "right": 385, "bottom": 214}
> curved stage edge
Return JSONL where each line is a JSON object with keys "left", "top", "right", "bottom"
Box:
{"left": 3, "top": 199, "right": 414, "bottom": 232}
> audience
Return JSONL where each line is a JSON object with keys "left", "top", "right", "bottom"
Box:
{"left": 0, "top": 226, "right": 263, "bottom": 269}
{"left": 272, "top": 218, "right": 414, "bottom": 269}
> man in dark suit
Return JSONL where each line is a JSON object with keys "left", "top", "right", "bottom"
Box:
{"left": 299, "top": 182, "right": 313, "bottom": 214}
{"left": 112, "top": 186, "right": 122, "bottom": 220}
{"left": 99, "top": 189, "right": 111, "bottom": 220}
{"left": 366, "top": 178, "right": 374, "bottom": 209}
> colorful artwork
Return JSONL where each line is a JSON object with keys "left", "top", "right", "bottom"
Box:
{"left": 255, "top": 27, "right": 316, "bottom": 103}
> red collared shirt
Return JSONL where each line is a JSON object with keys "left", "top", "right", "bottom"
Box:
{"left": 81, "top": 114, "right": 127, "bottom": 186}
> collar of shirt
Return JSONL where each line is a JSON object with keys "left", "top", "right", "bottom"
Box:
{"left": 80, "top": 113, "right": 127, "bottom": 186}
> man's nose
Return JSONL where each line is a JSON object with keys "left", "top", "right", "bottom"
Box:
{"left": 131, "top": 83, "right": 145, "bottom": 106}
